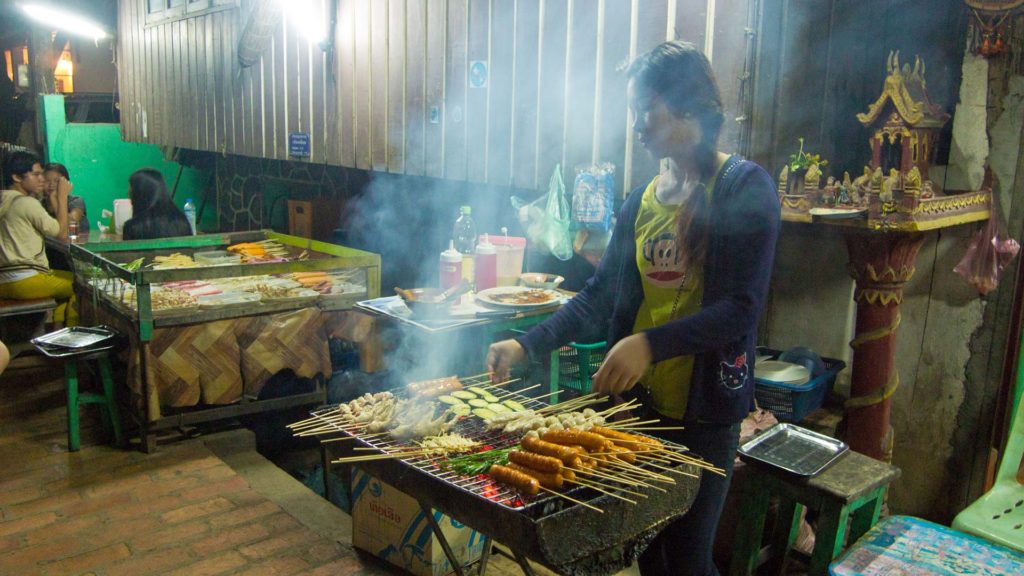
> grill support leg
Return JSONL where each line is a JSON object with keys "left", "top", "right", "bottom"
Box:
{"left": 512, "top": 549, "right": 537, "bottom": 576}
{"left": 419, "top": 502, "right": 466, "bottom": 576}
{"left": 477, "top": 535, "right": 492, "bottom": 576}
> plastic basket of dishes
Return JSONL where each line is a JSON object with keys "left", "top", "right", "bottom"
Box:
{"left": 754, "top": 347, "right": 845, "bottom": 422}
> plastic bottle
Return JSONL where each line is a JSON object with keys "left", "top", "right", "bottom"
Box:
{"left": 453, "top": 206, "right": 476, "bottom": 283}
{"left": 474, "top": 233, "right": 497, "bottom": 292}
{"left": 439, "top": 240, "right": 463, "bottom": 291}
{"left": 183, "top": 198, "right": 197, "bottom": 235}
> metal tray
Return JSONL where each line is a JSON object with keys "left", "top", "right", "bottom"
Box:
{"left": 738, "top": 423, "right": 848, "bottom": 477}
{"left": 31, "top": 326, "right": 117, "bottom": 350}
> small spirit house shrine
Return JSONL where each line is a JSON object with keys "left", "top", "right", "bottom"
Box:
{"left": 778, "top": 51, "right": 991, "bottom": 231}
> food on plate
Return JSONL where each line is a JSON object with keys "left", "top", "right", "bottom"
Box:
{"left": 486, "top": 289, "right": 557, "bottom": 305}
{"left": 487, "top": 464, "right": 540, "bottom": 496}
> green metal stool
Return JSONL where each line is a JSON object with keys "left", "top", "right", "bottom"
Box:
{"left": 36, "top": 344, "right": 124, "bottom": 451}
{"left": 729, "top": 450, "right": 901, "bottom": 576}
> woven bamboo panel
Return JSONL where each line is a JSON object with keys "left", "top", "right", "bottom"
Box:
{"left": 238, "top": 307, "right": 330, "bottom": 397}
{"left": 146, "top": 318, "right": 242, "bottom": 408}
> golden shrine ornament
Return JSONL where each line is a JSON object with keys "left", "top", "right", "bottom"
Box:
{"left": 965, "top": 1, "right": 1023, "bottom": 57}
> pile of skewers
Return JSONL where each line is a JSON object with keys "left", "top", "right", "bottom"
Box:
{"left": 288, "top": 374, "right": 723, "bottom": 513}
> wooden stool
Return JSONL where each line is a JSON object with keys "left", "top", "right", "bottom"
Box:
{"left": 35, "top": 344, "right": 124, "bottom": 452}
{"left": 729, "top": 450, "right": 901, "bottom": 576}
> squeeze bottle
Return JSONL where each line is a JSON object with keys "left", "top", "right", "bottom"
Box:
{"left": 474, "top": 233, "right": 497, "bottom": 291}
{"left": 439, "top": 240, "right": 463, "bottom": 291}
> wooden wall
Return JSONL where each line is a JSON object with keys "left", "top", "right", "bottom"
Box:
{"left": 117, "top": 0, "right": 755, "bottom": 193}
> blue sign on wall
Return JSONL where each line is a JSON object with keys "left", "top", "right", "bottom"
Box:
{"left": 288, "top": 132, "right": 311, "bottom": 158}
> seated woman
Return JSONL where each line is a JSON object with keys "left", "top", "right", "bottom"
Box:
{"left": 43, "top": 162, "right": 89, "bottom": 234}
{"left": 0, "top": 150, "right": 76, "bottom": 325}
{"left": 121, "top": 169, "right": 192, "bottom": 240}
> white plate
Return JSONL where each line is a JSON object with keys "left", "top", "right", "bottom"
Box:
{"left": 756, "top": 360, "right": 810, "bottom": 385}
{"left": 808, "top": 207, "right": 867, "bottom": 219}
{"left": 475, "top": 286, "right": 562, "bottom": 308}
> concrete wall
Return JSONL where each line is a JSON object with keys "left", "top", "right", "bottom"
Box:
{"left": 762, "top": 48, "right": 1024, "bottom": 521}
{"left": 40, "top": 94, "right": 214, "bottom": 232}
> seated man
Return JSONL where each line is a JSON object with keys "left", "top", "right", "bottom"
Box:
{"left": 0, "top": 150, "right": 76, "bottom": 326}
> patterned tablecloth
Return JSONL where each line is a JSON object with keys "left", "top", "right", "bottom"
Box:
{"left": 831, "top": 515, "right": 1024, "bottom": 576}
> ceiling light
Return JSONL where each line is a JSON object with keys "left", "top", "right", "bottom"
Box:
{"left": 20, "top": 3, "right": 110, "bottom": 41}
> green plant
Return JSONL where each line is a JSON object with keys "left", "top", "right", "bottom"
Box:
{"left": 788, "top": 138, "right": 828, "bottom": 173}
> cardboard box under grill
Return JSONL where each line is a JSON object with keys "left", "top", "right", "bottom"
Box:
{"left": 352, "top": 468, "right": 485, "bottom": 576}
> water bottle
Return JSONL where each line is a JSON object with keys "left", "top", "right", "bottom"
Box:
{"left": 183, "top": 198, "right": 197, "bottom": 235}
{"left": 453, "top": 206, "right": 476, "bottom": 282}
{"left": 474, "top": 233, "right": 497, "bottom": 292}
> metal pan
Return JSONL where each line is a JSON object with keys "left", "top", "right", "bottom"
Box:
{"left": 31, "top": 326, "right": 118, "bottom": 350}
{"left": 738, "top": 423, "right": 848, "bottom": 477}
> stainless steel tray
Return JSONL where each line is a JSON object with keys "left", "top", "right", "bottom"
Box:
{"left": 31, "top": 326, "right": 117, "bottom": 349}
{"left": 738, "top": 423, "right": 848, "bottom": 477}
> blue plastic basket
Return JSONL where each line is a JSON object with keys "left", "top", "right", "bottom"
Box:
{"left": 754, "top": 348, "right": 845, "bottom": 422}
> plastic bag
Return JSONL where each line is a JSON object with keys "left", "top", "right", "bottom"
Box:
{"left": 571, "top": 163, "right": 616, "bottom": 232}
{"left": 954, "top": 207, "right": 1020, "bottom": 295}
{"left": 512, "top": 165, "right": 573, "bottom": 261}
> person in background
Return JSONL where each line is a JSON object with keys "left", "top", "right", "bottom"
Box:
{"left": 121, "top": 168, "right": 191, "bottom": 240}
{"left": 487, "top": 41, "right": 780, "bottom": 576}
{"left": 0, "top": 150, "right": 76, "bottom": 326}
{"left": 43, "top": 162, "right": 89, "bottom": 235}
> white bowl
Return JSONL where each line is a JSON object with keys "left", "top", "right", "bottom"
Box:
{"left": 519, "top": 273, "right": 565, "bottom": 289}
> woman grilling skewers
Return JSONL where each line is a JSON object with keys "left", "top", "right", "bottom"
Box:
{"left": 487, "top": 41, "right": 780, "bottom": 576}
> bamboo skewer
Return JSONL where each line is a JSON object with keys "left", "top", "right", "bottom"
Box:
{"left": 539, "top": 486, "right": 604, "bottom": 513}
{"left": 565, "top": 479, "right": 638, "bottom": 504}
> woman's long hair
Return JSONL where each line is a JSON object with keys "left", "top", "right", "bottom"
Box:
{"left": 128, "top": 168, "right": 172, "bottom": 214}
{"left": 124, "top": 168, "right": 191, "bottom": 239}
{"left": 627, "top": 41, "right": 724, "bottom": 273}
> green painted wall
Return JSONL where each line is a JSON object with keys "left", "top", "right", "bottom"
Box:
{"left": 40, "top": 95, "right": 214, "bottom": 233}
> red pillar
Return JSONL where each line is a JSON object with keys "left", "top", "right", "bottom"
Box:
{"left": 843, "top": 230, "right": 926, "bottom": 461}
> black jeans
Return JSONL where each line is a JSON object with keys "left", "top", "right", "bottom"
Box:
{"left": 637, "top": 418, "right": 741, "bottom": 576}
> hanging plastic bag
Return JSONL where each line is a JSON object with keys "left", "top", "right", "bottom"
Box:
{"left": 954, "top": 206, "right": 1020, "bottom": 295}
{"left": 542, "top": 165, "right": 574, "bottom": 260}
{"left": 571, "top": 162, "right": 616, "bottom": 232}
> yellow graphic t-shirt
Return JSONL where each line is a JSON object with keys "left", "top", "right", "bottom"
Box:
{"left": 631, "top": 177, "right": 710, "bottom": 419}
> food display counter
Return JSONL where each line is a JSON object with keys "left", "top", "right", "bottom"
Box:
{"left": 69, "top": 230, "right": 380, "bottom": 451}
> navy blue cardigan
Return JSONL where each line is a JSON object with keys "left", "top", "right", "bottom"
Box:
{"left": 517, "top": 156, "right": 780, "bottom": 424}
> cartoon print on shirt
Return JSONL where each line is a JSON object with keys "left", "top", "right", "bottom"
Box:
{"left": 641, "top": 232, "right": 685, "bottom": 288}
{"left": 719, "top": 352, "right": 748, "bottom": 390}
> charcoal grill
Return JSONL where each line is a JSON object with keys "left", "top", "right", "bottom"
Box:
{"left": 313, "top": 380, "right": 702, "bottom": 575}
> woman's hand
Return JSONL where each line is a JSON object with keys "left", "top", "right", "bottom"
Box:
{"left": 591, "top": 333, "right": 653, "bottom": 396}
{"left": 486, "top": 339, "right": 526, "bottom": 382}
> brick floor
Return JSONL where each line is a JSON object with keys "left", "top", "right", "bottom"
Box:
{"left": 0, "top": 355, "right": 572, "bottom": 576}
{"left": 0, "top": 359, "right": 402, "bottom": 576}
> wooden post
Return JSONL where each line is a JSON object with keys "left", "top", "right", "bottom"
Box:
{"left": 843, "top": 230, "right": 926, "bottom": 461}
